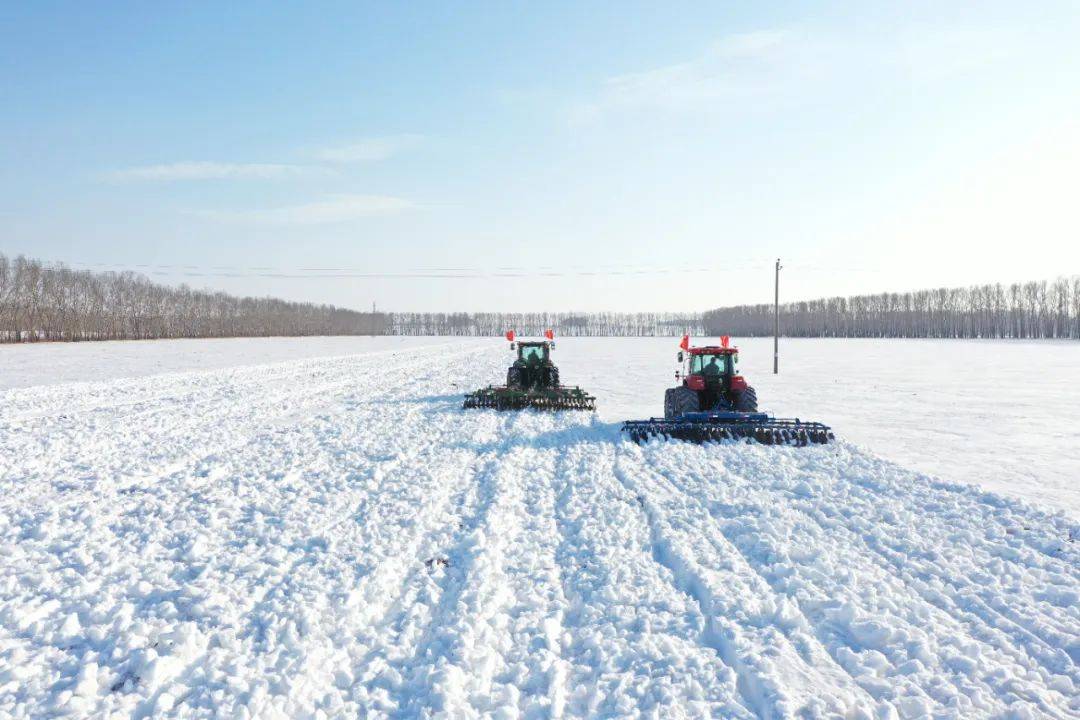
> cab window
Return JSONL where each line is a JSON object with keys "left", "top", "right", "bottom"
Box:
{"left": 521, "top": 346, "right": 545, "bottom": 363}
{"left": 690, "top": 354, "right": 727, "bottom": 375}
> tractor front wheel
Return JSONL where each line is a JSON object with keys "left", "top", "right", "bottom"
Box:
{"left": 664, "top": 386, "right": 700, "bottom": 420}
{"left": 546, "top": 365, "right": 560, "bottom": 388}
{"left": 507, "top": 366, "right": 523, "bottom": 389}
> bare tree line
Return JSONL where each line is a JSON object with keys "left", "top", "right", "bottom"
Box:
{"left": 0, "top": 253, "right": 703, "bottom": 342}
{"left": 389, "top": 312, "right": 704, "bottom": 337}
{"left": 704, "top": 278, "right": 1080, "bottom": 339}
{"left": 5, "top": 252, "right": 1077, "bottom": 342}
{"left": 0, "top": 253, "right": 388, "bottom": 342}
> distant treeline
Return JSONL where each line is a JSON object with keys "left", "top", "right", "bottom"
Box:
{"left": 5, "top": 252, "right": 1077, "bottom": 342}
{"left": 0, "top": 253, "right": 387, "bottom": 342}
{"left": 389, "top": 312, "right": 703, "bottom": 336}
{"left": 704, "top": 278, "right": 1080, "bottom": 339}
{"left": 0, "top": 253, "right": 700, "bottom": 342}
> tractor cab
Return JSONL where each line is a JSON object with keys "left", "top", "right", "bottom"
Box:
{"left": 507, "top": 339, "right": 557, "bottom": 390}
{"left": 514, "top": 341, "right": 552, "bottom": 366}
{"left": 675, "top": 337, "right": 751, "bottom": 412}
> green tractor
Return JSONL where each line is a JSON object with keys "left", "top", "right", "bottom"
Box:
{"left": 463, "top": 332, "right": 596, "bottom": 411}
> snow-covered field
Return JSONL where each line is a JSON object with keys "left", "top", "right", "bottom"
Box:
{"left": 1, "top": 337, "right": 1078, "bottom": 718}
{"left": 557, "top": 336, "right": 1080, "bottom": 518}
{"left": 5, "top": 335, "right": 1078, "bottom": 515}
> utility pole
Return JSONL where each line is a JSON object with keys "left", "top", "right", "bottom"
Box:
{"left": 773, "top": 258, "right": 782, "bottom": 374}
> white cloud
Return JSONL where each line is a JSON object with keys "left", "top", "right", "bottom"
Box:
{"left": 104, "top": 134, "right": 421, "bottom": 182}
{"left": 570, "top": 26, "right": 1025, "bottom": 122}
{"left": 197, "top": 193, "right": 416, "bottom": 225}
{"left": 570, "top": 30, "right": 801, "bottom": 121}
{"left": 313, "top": 134, "right": 422, "bottom": 163}
{"left": 103, "top": 161, "right": 331, "bottom": 182}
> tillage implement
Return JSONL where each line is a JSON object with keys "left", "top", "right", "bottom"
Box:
{"left": 463, "top": 331, "right": 596, "bottom": 411}
{"left": 621, "top": 336, "right": 834, "bottom": 446}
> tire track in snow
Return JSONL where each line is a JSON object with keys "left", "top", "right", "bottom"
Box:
{"left": 614, "top": 441, "right": 880, "bottom": 720}
{"left": 0, "top": 342, "right": 485, "bottom": 548}
{"left": 795, "top": 481, "right": 1077, "bottom": 672}
{"left": 0, "top": 340, "right": 475, "bottom": 422}
{"left": 143, "top": 350, "right": 506, "bottom": 716}
{"left": 653, "top": 440, "right": 1076, "bottom": 718}
{"left": 341, "top": 446, "right": 495, "bottom": 714}
{"left": 403, "top": 416, "right": 588, "bottom": 718}
{"left": 735, "top": 449, "right": 1080, "bottom": 714}
{"left": 385, "top": 411, "right": 569, "bottom": 717}
{"left": 497, "top": 439, "right": 574, "bottom": 719}
{"left": 0, "top": 346, "right": 483, "bottom": 516}
{"left": 826, "top": 452, "right": 1079, "bottom": 666}
{"left": 549, "top": 439, "right": 754, "bottom": 718}
{"left": 0, "top": 348, "right": 468, "bottom": 644}
{"left": 0, "top": 345, "right": 499, "bottom": 717}
{"left": 129, "top": 348, "right": 509, "bottom": 716}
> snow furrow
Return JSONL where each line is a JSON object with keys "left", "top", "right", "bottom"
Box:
{"left": 392, "top": 450, "right": 517, "bottom": 717}
{"left": 636, "top": 440, "right": 1076, "bottom": 718}
{"left": 796, "top": 483, "right": 1078, "bottom": 674}
{"left": 0, "top": 345, "right": 481, "bottom": 517}
{"left": 614, "top": 442, "right": 881, "bottom": 719}
{"left": 549, "top": 440, "right": 755, "bottom": 718}
{"left": 0, "top": 346, "right": 496, "bottom": 717}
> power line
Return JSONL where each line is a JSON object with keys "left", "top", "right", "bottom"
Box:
{"left": 43, "top": 258, "right": 882, "bottom": 280}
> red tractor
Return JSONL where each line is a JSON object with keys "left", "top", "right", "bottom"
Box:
{"left": 664, "top": 336, "right": 757, "bottom": 419}
{"left": 622, "top": 335, "right": 833, "bottom": 445}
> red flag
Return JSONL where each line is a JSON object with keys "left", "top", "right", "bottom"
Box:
{"left": 544, "top": 329, "right": 554, "bottom": 340}
{"left": 505, "top": 330, "right": 515, "bottom": 342}
{"left": 721, "top": 335, "right": 730, "bottom": 348}
{"left": 679, "top": 334, "right": 690, "bottom": 351}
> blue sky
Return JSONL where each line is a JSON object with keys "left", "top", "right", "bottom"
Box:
{"left": 2, "top": 1, "right": 1078, "bottom": 312}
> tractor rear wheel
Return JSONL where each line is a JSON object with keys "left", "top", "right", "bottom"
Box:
{"left": 664, "top": 386, "right": 700, "bottom": 420}
{"left": 507, "top": 366, "right": 523, "bottom": 389}
{"left": 546, "top": 366, "right": 560, "bottom": 388}
{"left": 731, "top": 386, "right": 758, "bottom": 412}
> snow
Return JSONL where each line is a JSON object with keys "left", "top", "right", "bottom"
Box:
{"left": 3, "top": 335, "right": 1077, "bottom": 515}
{"left": 0, "top": 336, "right": 437, "bottom": 390}
{"left": 557, "top": 337, "right": 1080, "bottom": 518}
{"left": 0, "top": 337, "right": 1078, "bottom": 717}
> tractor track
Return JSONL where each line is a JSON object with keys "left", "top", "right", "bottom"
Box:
{"left": 729, "top": 456, "right": 1080, "bottom": 711}
{"left": 646, "top": 440, "right": 1078, "bottom": 718}
{"left": 0, "top": 346, "right": 483, "bottom": 518}
{"left": 550, "top": 440, "right": 754, "bottom": 718}
{"left": 615, "top": 441, "right": 878, "bottom": 719}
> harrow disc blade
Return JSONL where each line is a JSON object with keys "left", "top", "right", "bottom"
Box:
{"left": 463, "top": 386, "right": 596, "bottom": 412}
{"left": 622, "top": 415, "right": 833, "bottom": 447}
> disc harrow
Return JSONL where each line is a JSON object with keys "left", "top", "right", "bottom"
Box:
{"left": 463, "top": 385, "right": 596, "bottom": 412}
{"left": 622, "top": 412, "right": 833, "bottom": 446}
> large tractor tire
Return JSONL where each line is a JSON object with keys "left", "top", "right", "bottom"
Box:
{"left": 731, "top": 385, "right": 758, "bottom": 412}
{"left": 664, "top": 386, "right": 700, "bottom": 420}
{"left": 507, "top": 366, "right": 524, "bottom": 389}
{"left": 546, "top": 365, "right": 561, "bottom": 388}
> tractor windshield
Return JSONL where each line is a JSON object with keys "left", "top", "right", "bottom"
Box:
{"left": 691, "top": 354, "right": 728, "bottom": 376}
{"left": 520, "top": 346, "right": 546, "bottom": 364}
